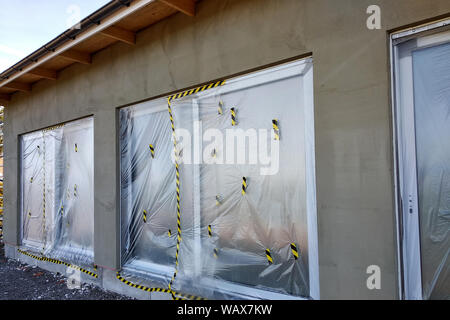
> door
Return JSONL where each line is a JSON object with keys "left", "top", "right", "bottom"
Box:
{"left": 393, "top": 26, "right": 450, "bottom": 300}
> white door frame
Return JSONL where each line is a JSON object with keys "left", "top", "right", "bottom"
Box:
{"left": 390, "top": 19, "right": 450, "bottom": 300}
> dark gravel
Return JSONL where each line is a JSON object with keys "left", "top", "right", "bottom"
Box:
{"left": 0, "top": 243, "right": 133, "bottom": 300}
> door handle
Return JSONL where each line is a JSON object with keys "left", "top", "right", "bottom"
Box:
{"left": 408, "top": 194, "right": 413, "bottom": 214}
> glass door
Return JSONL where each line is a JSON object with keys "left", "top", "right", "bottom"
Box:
{"left": 393, "top": 25, "right": 450, "bottom": 300}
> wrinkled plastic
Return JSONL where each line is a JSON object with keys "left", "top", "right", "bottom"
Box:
{"left": 21, "top": 117, "right": 94, "bottom": 265}
{"left": 412, "top": 43, "right": 450, "bottom": 300}
{"left": 119, "top": 59, "right": 317, "bottom": 299}
{"left": 120, "top": 104, "right": 177, "bottom": 274}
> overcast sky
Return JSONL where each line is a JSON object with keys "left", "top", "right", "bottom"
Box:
{"left": 0, "top": 0, "right": 110, "bottom": 73}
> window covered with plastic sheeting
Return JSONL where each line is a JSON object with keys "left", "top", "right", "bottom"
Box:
{"left": 120, "top": 103, "right": 177, "bottom": 278}
{"left": 21, "top": 117, "right": 94, "bottom": 265}
{"left": 119, "top": 58, "right": 319, "bottom": 299}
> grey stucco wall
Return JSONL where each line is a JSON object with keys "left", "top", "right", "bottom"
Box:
{"left": 3, "top": 0, "right": 450, "bottom": 299}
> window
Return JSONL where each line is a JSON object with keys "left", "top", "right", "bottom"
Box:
{"left": 120, "top": 58, "right": 319, "bottom": 299}
{"left": 20, "top": 117, "right": 94, "bottom": 265}
{"left": 392, "top": 23, "right": 450, "bottom": 300}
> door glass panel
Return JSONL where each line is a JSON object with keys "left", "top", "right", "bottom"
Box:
{"left": 412, "top": 42, "right": 450, "bottom": 299}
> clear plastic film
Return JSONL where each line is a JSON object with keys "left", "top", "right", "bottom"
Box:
{"left": 21, "top": 117, "right": 94, "bottom": 266}
{"left": 120, "top": 103, "right": 178, "bottom": 277}
{"left": 120, "top": 59, "right": 318, "bottom": 299}
{"left": 411, "top": 43, "right": 450, "bottom": 300}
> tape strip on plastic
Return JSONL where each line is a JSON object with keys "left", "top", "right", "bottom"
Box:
{"left": 17, "top": 249, "right": 98, "bottom": 278}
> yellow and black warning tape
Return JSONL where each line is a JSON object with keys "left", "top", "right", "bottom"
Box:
{"left": 116, "top": 273, "right": 205, "bottom": 300}
{"left": 215, "top": 195, "right": 222, "bottom": 206}
{"left": 231, "top": 107, "right": 237, "bottom": 126}
{"left": 208, "top": 225, "right": 212, "bottom": 237}
{"left": 167, "top": 99, "right": 182, "bottom": 298}
{"left": 42, "top": 123, "right": 64, "bottom": 133}
{"left": 143, "top": 210, "right": 147, "bottom": 223}
{"left": 42, "top": 133, "right": 46, "bottom": 255}
{"left": 116, "top": 273, "right": 171, "bottom": 294}
{"left": 242, "top": 177, "right": 247, "bottom": 195}
{"left": 17, "top": 249, "right": 98, "bottom": 278}
{"left": 167, "top": 80, "right": 225, "bottom": 102}
{"left": 290, "top": 242, "right": 299, "bottom": 260}
{"left": 265, "top": 248, "right": 273, "bottom": 265}
{"left": 272, "top": 119, "right": 280, "bottom": 141}
{"left": 149, "top": 144, "right": 155, "bottom": 158}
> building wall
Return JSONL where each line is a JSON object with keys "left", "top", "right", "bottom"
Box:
{"left": 3, "top": 0, "right": 450, "bottom": 299}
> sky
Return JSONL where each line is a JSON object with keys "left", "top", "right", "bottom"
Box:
{"left": 0, "top": 0, "right": 111, "bottom": 73}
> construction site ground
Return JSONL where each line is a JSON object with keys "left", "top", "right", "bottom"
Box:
{"left": 0, "top": 243, "right": 132, "bottom": 300}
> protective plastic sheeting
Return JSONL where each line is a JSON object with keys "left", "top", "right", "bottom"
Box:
{"left": 120, "top": 59, "right": 318, "bottom": 299}
{"left": 412, "top": 43, "right": 450, "bottom": 300}
{"left": 21, "top": 117, "right": 94, "bottom": 265}
{"left": 120, "top": 105, "right": 177, "bottom": 277}
{"left": 394, "top": 30, "right": 450, "bottom": 300}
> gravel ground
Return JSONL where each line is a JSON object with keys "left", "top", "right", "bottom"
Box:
{"left": 0, "top": 243, "right": 133, "bottom": 300}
